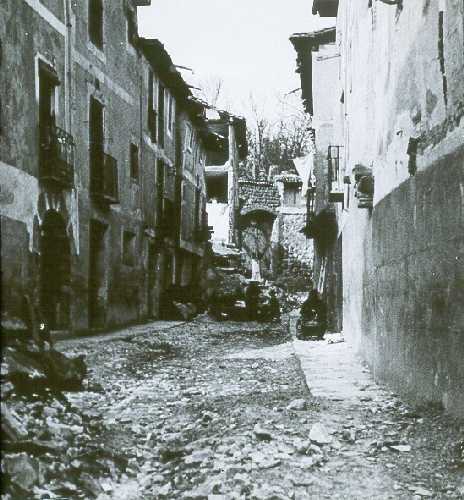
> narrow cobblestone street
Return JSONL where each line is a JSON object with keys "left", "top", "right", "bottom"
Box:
{"left": 49, "top": 318, "right": 463, "bottom": 499}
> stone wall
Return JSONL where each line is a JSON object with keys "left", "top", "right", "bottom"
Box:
{"left": 271, "top": 207, "right": 313, "bottom": 291}
{"left": 337, "top": 0, "right": 464, "bottom": 415}
{"left": 238, "top": 178, "right": 280, "bottom": 215}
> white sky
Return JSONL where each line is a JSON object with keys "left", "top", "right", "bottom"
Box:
{"left": 138, "top": 1, "right": 334, "bottom": 122}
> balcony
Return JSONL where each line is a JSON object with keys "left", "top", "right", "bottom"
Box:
{"left": 90, "top": 146, "right": 119, "bottom": 204}
{"left": 328, "top": 145, "right": 344, "bottom": 204}
{"left": 39, "top": 125, "right": 75, "bottom": 188}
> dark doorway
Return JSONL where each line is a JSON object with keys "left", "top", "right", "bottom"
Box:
{"left": 40, "top": 211, "right": 71, "bottom": 330}
{"left": 88, "top": 219, "right": 107, "bottom": 329}
{"left": 89, "top": 97, "right": 104, "bottom": 195}
{"left": 39, "top": 62, "right": 59, "bottom": 167}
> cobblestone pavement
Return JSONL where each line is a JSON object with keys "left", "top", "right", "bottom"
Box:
{"left": 52, "top": 316, "right": 464, "bottom": 499}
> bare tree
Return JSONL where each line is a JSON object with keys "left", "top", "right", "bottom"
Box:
{"left": 197, "top": 75, "right": 233, "bottom": 112}
{"left": 244, "top": 93, "right": 313, "bottom": 178}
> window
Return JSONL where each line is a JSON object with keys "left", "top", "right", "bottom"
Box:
{"left": 122, "top": 231, "right": 136, "bottom": 266}
{"left": 89, "top": 96, "right": 104, "bottom": 193}
{"left": 185, "top": 123, "right": 192, "bottom": 151}
{"left": 88, "top": 0, "right": 103, "bottom": 49}
{"left": 194, "top": 181, "right": 201, "bottom": 231}
{"left": 167, "top": 92, "right": 175, "bottom": 135}
{"left": 39, "top": 61, "right": 59, "bottom": 137}
{"left": 328, "top": 145, "right": 344, "bottom": 195}
{"left": 158, "top": 83, "right": 165, "bottom": 148}
{"left": 127, "top": 8, "right": 137, "bottom": 47}
{"left": 147, "top": 70, "right": 157, "bottom": 142}
{"left": 130, "top": 143, "right": 139, "bottom": 181}
{"left": 156, "top": 159, "right": 165, "bottom": 225}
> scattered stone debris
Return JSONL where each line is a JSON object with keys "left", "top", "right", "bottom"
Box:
{"left": 1, "top": 317, "right": 462, "bottom": 499}
{"left": 0, "top": 336, "right": 131, "bottom": 499}
{"left": 287, "top": 398, "right": 307, "bottom": 411}
{"left": 309, "top": 423, "right": 332, "bottom": 445}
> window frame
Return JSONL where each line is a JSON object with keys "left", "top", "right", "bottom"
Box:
{"left": 129, "top": 142, "right": 139, "bottom": 182}
{"left": 88, "top": 0, "right": 104, "bottom": 51}
{"left": 185, "top": 123, "right": 193, "bottom": 152}
{"left": 166, "top": 92, "right": 175, "bottom": 136}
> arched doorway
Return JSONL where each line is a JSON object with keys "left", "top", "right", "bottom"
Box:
{"left": 240, "top": 208, "right": 277, "bottom": 281}
{"left": 40, "top": 210, "right": 71, "bottom": 330}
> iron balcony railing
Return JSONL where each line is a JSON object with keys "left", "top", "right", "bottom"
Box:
{"left": 327, "top": 145, "right": 344, "bottom": 203}
{"left": 90, "top": 145, "right": 119, "bottom": 204}
{"left": 39, "top": 125, "right": 75, "bottom": 188}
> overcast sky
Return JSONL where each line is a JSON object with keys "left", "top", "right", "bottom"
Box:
{"left": 138, "top": 1, "right": 334, "bottom": 122}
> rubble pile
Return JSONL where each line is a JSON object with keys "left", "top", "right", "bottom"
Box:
{"left": 1, "top": 338, "right": 131, "bottom": 499}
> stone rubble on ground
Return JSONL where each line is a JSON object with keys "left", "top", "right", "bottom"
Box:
{"left": 1, "top": 317, "right": 462, "bottom": 499}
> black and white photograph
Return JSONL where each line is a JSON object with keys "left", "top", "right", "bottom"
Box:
{"left": 0, "top": 0, "right": 463, "bottom": 498}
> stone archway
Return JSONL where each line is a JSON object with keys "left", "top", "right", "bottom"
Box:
{"left": 40, "top": 210, "right": 71, "bottom": 330}
{"left": 240, "top": 209, "right": 277, "bottom": 281}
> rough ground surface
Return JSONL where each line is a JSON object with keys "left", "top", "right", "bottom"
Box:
{"left": 3, "top": 317, "right": 463, "bottom": 499}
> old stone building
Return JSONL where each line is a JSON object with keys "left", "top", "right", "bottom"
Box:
{"left": 290, "top": 27, "right": 343, "bottom": 331}
{"left": 237, "top": 173, "right": 281, "bottom": 280}
{"left": 295, "top": 0, "right": 464, "bottom": 415}
{"left": 205, "top": 111, "right": 248, "bottom": 250}
{"left": 0, "top": 0, "right": 213, "bottom": 333}
{"left": 271, "top": 169, "right": 313, "bottom": 289}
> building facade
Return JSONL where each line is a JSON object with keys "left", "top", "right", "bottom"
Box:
{"left": 296, "top": 0, "right": 464, "bottom": 415}
{"left": 271, "top": 170, "right": 313, "bottom": 290}
{"left": 205, "top": 112, "right": 248, "bottom": 250}
{"left": 291, "top": 27, "right": 343, "bottom": 331}
{"left": 0, "top": 0, "right": 212, "bottom": 333}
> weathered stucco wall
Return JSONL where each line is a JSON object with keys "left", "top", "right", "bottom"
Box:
{"left": 338, "top": 0, "right": 464, "bottom": 415}
{"left": 1, "top": 0, "right": 208, "bottom": 333}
